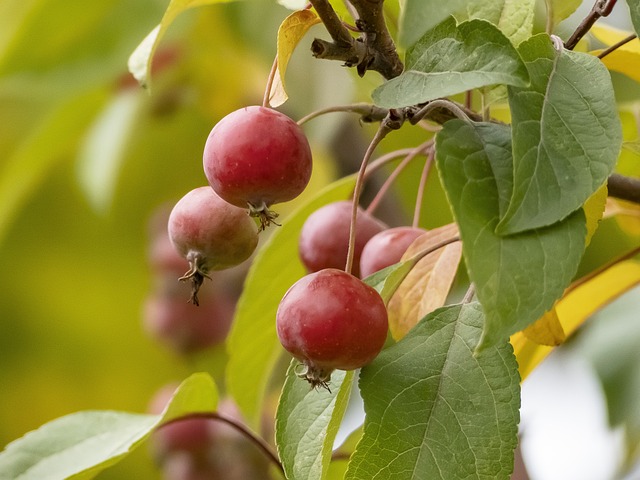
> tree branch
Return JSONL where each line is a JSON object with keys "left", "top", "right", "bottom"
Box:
{"left": 309, "top": 0, "right": 403, "bottom": 79}
{"left": 608, "top": 173, "right": 640, "bottom": 204}
{"left": 565, "top": 0, "right": 618, "bottom": 50}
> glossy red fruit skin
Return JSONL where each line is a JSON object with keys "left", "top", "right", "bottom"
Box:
{"left": 203, "top": 106, "right": 312, "bottom": 209}
{"left": 276, "top": 269, "right": 388, "bottom": 381}
{"left": 168, "top": 187, "right": 258, "bottom": 272}
{"left": 298, "top": 201, "right": 387, "bottom": 278}
{"left": 359, "top": 226, "right": 427, "bottom": 278}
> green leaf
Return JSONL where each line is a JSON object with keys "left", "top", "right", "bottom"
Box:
{"left": 276, "top": 362, "right": 353, "bottom": 480}
{"left": 0, "top": 373, "right": 218, "bottom": 480}
{"left": 345, "top": 304, "right": 520, "bottom": 480}
{"left": 128, "top": 0, "right": 237, "bottom": 88}
{"left": 226, "top": 175, "right": 357, "bottom": 423}
{"left": 398, "top": 0, "right": 467, "bottom": 48}
{"left": 467, "top": 0, "right": 536, "bottom": 46}
{"left": 373, "top": 18, "right": 529, "bottom": 108}
{"left": 436, "top": 120, "right": 586, "bottom": 349}
{"left": 499, "top": 34, "right": 622, "bottom": 234}
{"left": 627, "top": 0, "right": 640, "bottom": 39}
{"left": 362, "top": 258, "right": 418, "bottom": 303}
{"left": 546, "top": 0, "right": 582, "bottom": 29}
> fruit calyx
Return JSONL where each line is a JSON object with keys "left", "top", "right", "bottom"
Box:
{"left": 248, "top": 200, "right": 281, "bottom": 232}
{"left": 294, "top": 361, "right": 334, "bottom": 391}
{"left": 179, "top": 251, "right": 211, "bottom": 306}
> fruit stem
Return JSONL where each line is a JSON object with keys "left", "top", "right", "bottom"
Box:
{"left": 462, "top": 283, "right": 476, "bottom": 304}
{"left": 296, "top": 103, "right": 388, "bottom": 125}
{"left": 158, "top": 411, "right": 285, "bottom": 475}
{"left": 412, "top": 148, "right": 434, "bottom": 228}
{"left": 366, "top": 140, "right": 432, "bottom": 215}
{"left": 262, "top": 56, "right": 279, "bottom": 108}
{"left": 345, "top": 123, "right": 392, "bottom": 275}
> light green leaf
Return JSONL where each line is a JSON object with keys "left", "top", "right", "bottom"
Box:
{"left": 467, "top": 0, "right": 536, "bottom": 46}
{"left": 76, "top": 89, "right": 143, "bottom": 213}
{"left": 627, "top": 0, "right": 640, "bottom": 39}
{"left": 362, "top": 257, "right": 418, "bottom": 303}
{"left": 0, "top": 90, "right": 106, "bottom": 246}
{"left": 499, "top": 34, "right": 622, "bottom": 234}
{"left": 128, "top": 0, "right": 237, "bottom": 88}
{"left": 276, "top": 362, "right": 353, "bottom": 480}
{"left": 0, "top": 373, "right": 218, "bottom": 480}
{"left": 226, "top": 175, "right": 356, "bottom": 423}
{"left": 345, "top": 304, "right": 520, "bottom": 480}
{"left": 398, "top": 0, "right": 467, "bottom": 48}
{"left": 436, "top": 120, "right": 586, "bottom": 350}
{"left": 373, "top": 18, "right": 529, "bottom": 108}
{"left": 546, "top": 0, "right": 582, "bottom": 29}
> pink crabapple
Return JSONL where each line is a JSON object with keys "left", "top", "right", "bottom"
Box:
{"left": 168, "top": 186, "right": 258, "bottom": 305}
{"left": 359, "top": 226, "right": 428, "bottom": 278}
{"left": 298, "top": 200, "right": 387, "bottom": 278}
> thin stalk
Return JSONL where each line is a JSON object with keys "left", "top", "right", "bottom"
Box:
{"left": 159, "top": 412, "right": 284, "bottom": 475}
{"left": 366, "top": 140, "right": 432, "bottom": 215}
{"left": 297, "top": 103, "right": 387, "bottom": 125}
{"left": 413, "top": 148, "right": 434, "bottom": 228}
{"left": 364, "top": 148, "right": 417, "bottom": 178}
{"left": 262, "top": 56, "right": 279, "bottom": 108}
{"left": 345, "top": 124, "right": 392, "bottom": 274}
{"left": 598, "top": 33, "right": 637, "bottom": 59}
{"left": 462, "top": 283, "right": 476, "bottom": 304}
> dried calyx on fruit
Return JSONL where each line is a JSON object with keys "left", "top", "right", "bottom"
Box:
{"left": 168, "top": 186, "right": 258, "bottom": 305}
{"left": 276, "top": 268, "right": 389, "bottom": 389}
{"left": 203, "top": 106, "right": 313, "bottom": 230}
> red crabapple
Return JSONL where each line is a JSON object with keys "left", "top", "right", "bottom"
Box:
{"left": 203, "top": 106, "right": 312, "bottom": 230}
{"left": 298, "top": 201, "right": 387, "bottom": 278}
{"left": 276, "top": 268, "right": 388, "bottom": 388}
{"left": 359, "top": 226, "right": 427, "bottom": 278}
{"left": 168, "top": 187, "right": 258, "bottom": 304}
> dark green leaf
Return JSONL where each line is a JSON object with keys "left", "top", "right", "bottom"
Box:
{"left": 276, "top": 362, "right": 353, "bottom": 480}
{"left": 0, "top": 373, "right": 218, "bottom": 480}
{"left": 374, "top": 18, "right": 529, "bottom": 108}
{"left": 500, "top": 34, "right": 622, "bottom": 234}
{"left": 345, "top": 304, "right": 520, "bottom": 480}
{"left": 436, "top": 120, "right": 586, "bottom": 349}
{"left": 226, "top": 175, "right": 356, "bottom": 423}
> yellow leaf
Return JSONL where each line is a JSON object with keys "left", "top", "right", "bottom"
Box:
{"left": 605, "top": 198, "right": 640, "bottom": 237}
{"left": 589, "top": 24, "right": 640, "bottom": 83}
{"left": 584, "top": 184, "right": 608, "bottom": 246}
{"left": 387, "top": 223, "right": 461, "bottom": 340}
{"left": 128, "top": 0, "right": 237, "bottom": 89}
{"left": 268, "top": 9, "right": 321, "bottom": 107}
{"left": 513, "top": 259, "right": 640, "bottom": 380}
{"left": 522, "top": 308, "right": 565, "bottom": 346}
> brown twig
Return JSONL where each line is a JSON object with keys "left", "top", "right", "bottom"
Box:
{"left": 565, "top": 0, "right": 618, "bottom": 50}
{"left": 159, "top": 412, "right": 284, "bottom": 474}
{"left": 309, "top": 0, "right": 403, "bottom": 78}
{"left": 608, "top": 173, "right": 640, "bottom": 204}
{"left": 597, "top": 33, "right": 637, "bottom": 59}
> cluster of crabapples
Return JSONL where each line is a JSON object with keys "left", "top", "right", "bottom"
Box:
{"left": 163, "top": 105, "right": 427, "bottom": 388}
